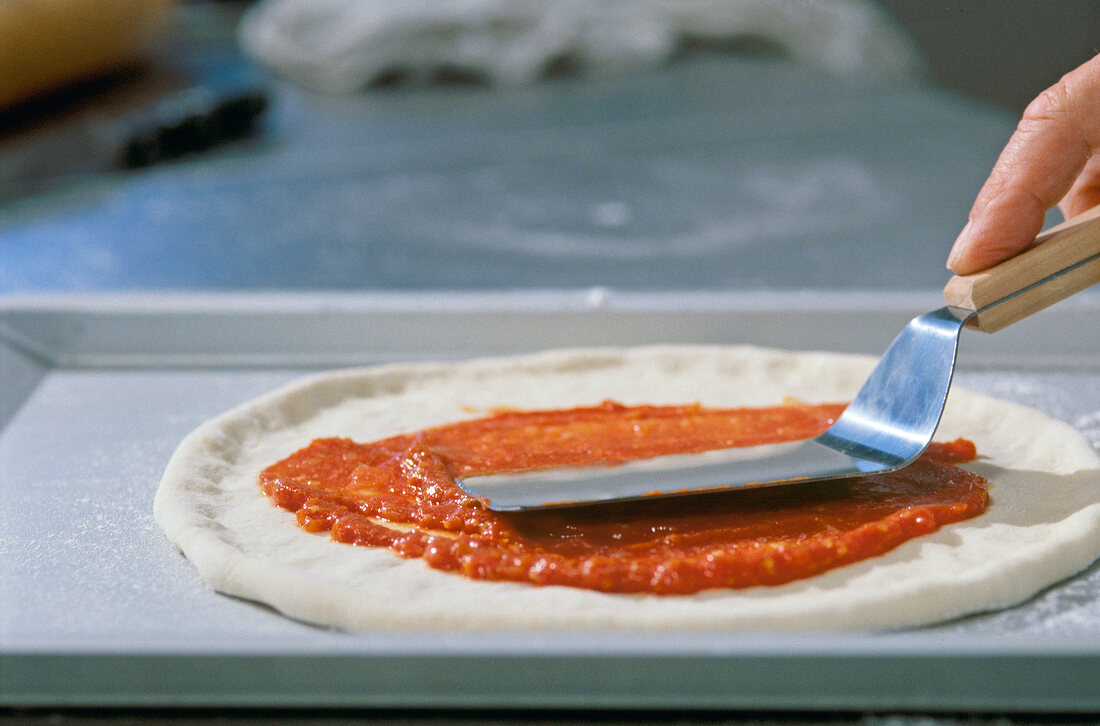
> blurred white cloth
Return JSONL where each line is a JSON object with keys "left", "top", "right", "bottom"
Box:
{"left": 239, "top": 0, "right": 925, "bottom": 92}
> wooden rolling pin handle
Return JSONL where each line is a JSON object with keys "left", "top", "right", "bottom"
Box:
{"left": 943, "top": 205, "right": 1100, "bottom": 333}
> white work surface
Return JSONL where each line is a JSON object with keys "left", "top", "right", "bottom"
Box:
{"left": 1, "top": 292, "right": 1099, "bottom": 711}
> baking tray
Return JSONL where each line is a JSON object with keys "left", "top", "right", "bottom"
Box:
{"left": 2, "top": 290, "right": 1100, "bottom": 712}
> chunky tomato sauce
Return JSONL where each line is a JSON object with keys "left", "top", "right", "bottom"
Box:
{"left": 259, "top": 400, "right": 987, "bottom": 594}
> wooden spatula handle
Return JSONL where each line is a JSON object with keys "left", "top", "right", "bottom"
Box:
{"left": 943, "top": 205, "right": 1100, "bottom": 333}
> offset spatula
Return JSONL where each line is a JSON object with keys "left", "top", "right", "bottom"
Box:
{"left": 458, "top": 207, "right": 1100, "bottom": 511}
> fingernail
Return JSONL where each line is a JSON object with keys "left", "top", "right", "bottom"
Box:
{"left": 947, "top": 221, "right": 972, "bottom": 270}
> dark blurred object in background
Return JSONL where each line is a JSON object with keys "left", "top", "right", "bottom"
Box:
{"left": 878, "top": 0, "right": 1100, "bottom": 112}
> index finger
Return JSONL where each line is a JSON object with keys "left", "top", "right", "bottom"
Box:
{"left": 948, "top": 54, "right": 1100, "bottom": 275}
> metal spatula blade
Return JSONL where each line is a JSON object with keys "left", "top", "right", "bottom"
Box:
{"left": 457, "top": 306, "right": 971, "bottom": 510}
{"left": 457, "top": 208, "right": 1100, "bottom": 511}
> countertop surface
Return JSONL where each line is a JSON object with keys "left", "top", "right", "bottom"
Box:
{"left": 0, "top": 17, "right": 1023, "bottom": 295}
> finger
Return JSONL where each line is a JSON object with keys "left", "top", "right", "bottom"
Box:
{"left": 1058, "top": 154, "right": 1100, "bottom": 219}
{"left": 948, "top": 54, "right": 1100, "bottom": 275}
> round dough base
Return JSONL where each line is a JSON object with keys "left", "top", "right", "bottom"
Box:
{"left": 154, "top": 346, "right": 1100, "bottom": 632}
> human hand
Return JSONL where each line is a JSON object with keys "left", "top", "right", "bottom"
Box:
{"left": 947, "top": 54, "right": 1100, "bottom": 275}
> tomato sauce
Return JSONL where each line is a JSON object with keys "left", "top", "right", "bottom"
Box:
{"left": 259, "top": 400, "right": 987, "bottom": 594}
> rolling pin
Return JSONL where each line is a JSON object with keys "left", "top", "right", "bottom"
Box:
{"left": 0, "top": 0, "right": 176, "bottom": 110}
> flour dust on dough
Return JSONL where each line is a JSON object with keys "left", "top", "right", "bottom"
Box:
{"left": 154, "top": 346, "right": 1100, "bottom": 632}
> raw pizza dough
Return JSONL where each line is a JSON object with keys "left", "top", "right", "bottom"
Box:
{"left": 154, "top": 346, "right": 1100, "bottom": 631}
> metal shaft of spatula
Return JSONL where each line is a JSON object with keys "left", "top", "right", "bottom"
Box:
{"left": 458, "top": 207, "right": 1100, "bottom": 511}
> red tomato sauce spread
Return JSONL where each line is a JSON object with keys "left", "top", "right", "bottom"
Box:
{"left": 259, "top": 400, "right": 988, "bottom": 594}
